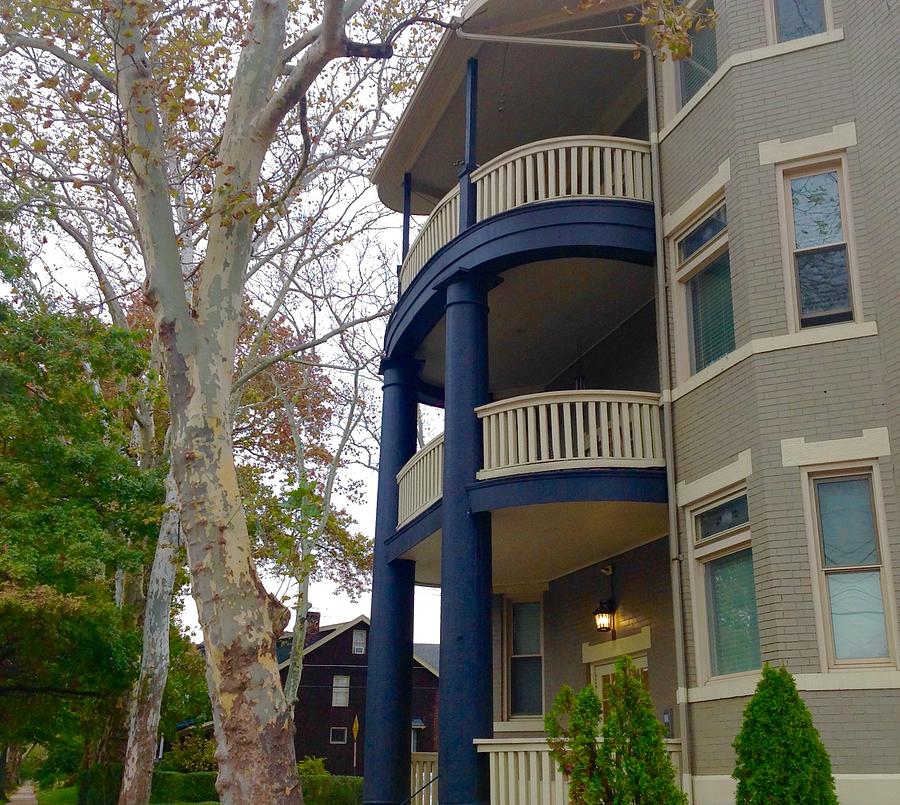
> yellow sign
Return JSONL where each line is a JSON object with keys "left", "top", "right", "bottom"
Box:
{"left": 352, "top": 715, "right": 360, "bottom": 741}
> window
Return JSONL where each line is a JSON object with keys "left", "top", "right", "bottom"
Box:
{"left": 785, "top": 165, "right": 854, "bottom": 328}
{"left": 811, "top": 472, "right": 891, "bottom": 664}
{"left": 591, "top": 655, "right": 650, "bottom": 722}
{"left": 690, "top": 491, "right": 761, "bottom": 681}
{"left": 352, "top": 629, "right": 367, "bottom": 655}
{"left": 773, "top": 0, "right": 828, "bottom": 42}
{"left": 507, "top": 601, "right": 543, "bottom": 717}
{"left": 675, "top": 203, "right": 735, "bottom": 374}
{"left": 330, "top": 726, "right": 348, "bottom": 744}
{"left": 332, "top": 675, "right": 350, "bottom": 707}
{"left": 679, "top": 2, "right": 717, "bottom": 107}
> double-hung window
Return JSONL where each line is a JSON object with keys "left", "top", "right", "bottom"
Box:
{"left": 691, "top": 491, "right": 761, "bottom": 680}
{"left": 772, "top": 0, "right": 828, "bottom": 42}
{"left": 351, "top": 628, "right": 367, "bottom": 655}
{"left": 679, "top": 2, "right": 718, "bottom": 107}
{"left": 785, "top": 165, "right": 854, "bottom": 328}
{"left": 507, "top": 600, "right": 543, "bottom": 717}
{"left": 332, "top": 675, "right": 350, "bottom": 707}
{"left": 675, "top": 203, "right": 735, "bottom": 374}
{"left": 811, "top": 471, "right": 892, "bottom": 665}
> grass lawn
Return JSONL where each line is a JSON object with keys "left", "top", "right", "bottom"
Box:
{"left": 36, "top": 790, "right": 217, "bottom": 805}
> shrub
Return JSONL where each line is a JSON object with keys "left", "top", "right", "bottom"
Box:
{"left": 546, "top": 657, "right": 685, "bottom": 804}
{"left": 78, "top": 764, "right": 218, "bottom": 804}
{"left": 732, "top": 665, "right": 837, "bottom": 804}
{"left": 157, "top": 732, "right": 218, "bottom": 772}
{"left": 298, "top": 756, "right": 329, "bottom": 776}
{"left": 300, "top": 775, "right": 363, "bottom": 804}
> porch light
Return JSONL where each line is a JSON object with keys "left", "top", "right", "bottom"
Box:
{"left": 593, "top": 600, "right": 615, "bottom": 632}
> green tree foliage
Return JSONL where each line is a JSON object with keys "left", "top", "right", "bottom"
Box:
{"left": 546, "top": 658, "right": 685, "bottom": 805}
{"left": 157, "top": 733, "right": 217, "bottom": 773}
{"left": 158, "top": 629, "right": 211, "bottom": 742}
{"left": 732, "top": 665, "right": 838, "bottom": 804}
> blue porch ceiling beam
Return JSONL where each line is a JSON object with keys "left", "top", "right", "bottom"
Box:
{"left": 363, "top": 359, "right": 419, "bottom": 805}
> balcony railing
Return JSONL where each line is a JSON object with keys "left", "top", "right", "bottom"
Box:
{"left": 397, "top": 434, "right": 444, "bottom": 528}
{"left": 474, "top": 737, "right": 683, "bottom": 804}
{"left": 477, "top": 390, "right": 664, "bottom": 479}
{"left": 410, "top": 752, "right": 438, "bottom": 805}
{"left": 399, "top": 135, "right": 653, "bottom": 293}
{"left": 395, "top": 391, "right": 663, "bottom": 527}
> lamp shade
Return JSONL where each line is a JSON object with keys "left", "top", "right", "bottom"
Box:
{"left": 593, "top": 600, "right": 615, "bottom": 632}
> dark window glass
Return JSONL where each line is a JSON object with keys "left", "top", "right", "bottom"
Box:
{"left": 511, "top": 657, "right": 543, "bottom": 716}
{"left": 796, "top": 247, "right": 852, "bottom": 327}
{"left": 775, "top": 0, "right": 827, "bottom": 42}
{"left": 678, "top": 205, "right": 727, "bottom": 262}
{"left": 689, "top": 252, "right": 735, "bottom": 371}
{"left": 707, "top": 548, "right": 761, "bottom": 676}
{"left": 680, "top": 3, "right": 717, "bottom": 105}
{"left": 697, "top": 495, "right": 749, "bottom": 541}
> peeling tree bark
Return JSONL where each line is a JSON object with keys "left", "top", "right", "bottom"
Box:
{"left": 119, "top": 469, "right": 180, "bottom": 805}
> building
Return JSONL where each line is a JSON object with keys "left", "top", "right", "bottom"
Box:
{"left": 277, "top": 615, "right": 439, "bottom": 777}
{"left": 361, "top": 1, "right": 900, "bottom": 803}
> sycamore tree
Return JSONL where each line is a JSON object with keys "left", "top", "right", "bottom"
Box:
{"left": 1, "top": 1, "right": 452, "bottom": 800}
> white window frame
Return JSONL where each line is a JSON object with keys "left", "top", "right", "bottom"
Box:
{"left": 331, "top": 674, "right": 350, "bottom": 708}
{"left": 799, "top": 461, "right": 899, "bottom": 671}
{"left": 351, "top": 628, "right": 367, "bottom": 655}
{"left": 670, "top": 197, "right": 732, "bottom": 383}
{"left": 503, "top": 596, "right": 545, "bottom": 720}
{"left": 776, "top": 154, "right": 861, "bottom": 333}
{"left": 686, "top": 485, "right": 761, "bottom": 687}
{"left": 765, "top": 0, "right": 834, "bottom": 46}
{"left": 330, "top": 726, "right": 348, "bottom": 745}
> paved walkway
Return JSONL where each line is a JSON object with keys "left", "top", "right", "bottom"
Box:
{"left": 9, "top": 783, "right": 38, "bottom": 805}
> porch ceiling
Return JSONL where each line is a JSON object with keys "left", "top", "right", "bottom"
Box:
{"left": 406, "top": 500, "right": 667, "bottom": 587}
{"left": 372, "top": 1, "right": 646, "bottom": 213}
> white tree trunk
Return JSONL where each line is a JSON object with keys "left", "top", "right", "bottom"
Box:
{"left": 119, "top": 469, "right": 181, "bottom": 805}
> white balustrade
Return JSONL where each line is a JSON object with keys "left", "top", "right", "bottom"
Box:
{"left": 475, "top": 737, "right": 683, "bottom": 805}
{"left": 410, "top": 752, "right": 439, "bottom": 805}
{"left": 477, "top": 390, "right": 664, "bottom": 480}
{"left": 396, "top": 434, "right": 444, "bottom": 528}
{"left": 398, "top": 136, "right": 653, "bottom": 293}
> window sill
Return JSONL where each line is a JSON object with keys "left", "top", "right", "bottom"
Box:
{"left": 493, "top": 719, "right": 545, "bottom": 732}
{"left": 659, "top": 29, "right": 845, "bottom": 143}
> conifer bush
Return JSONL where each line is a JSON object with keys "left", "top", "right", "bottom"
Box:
{"left": 732, "top": 664, "right": 837, "bottom": 804}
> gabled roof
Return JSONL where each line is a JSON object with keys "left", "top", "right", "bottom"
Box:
{"left": 277, "top": 614, "right": 440, "bottom": 677}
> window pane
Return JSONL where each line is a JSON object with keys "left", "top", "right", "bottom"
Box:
{"left": 697, "top": 495, "right": 749, "bottom": 541}
{"left": 707, "top": 549, "right": 761, "bottom": 676}
{"left": 828, "top": 571, "right": 889, "bottom": 660}
{"left": 775, "top": 0, "right": 827, "bottom": 42}
{"left": 791, "top": 171, "right": 843, "bottom": 250}
{"left": 680, "top": 5, "right": 717, "bottom": 105}
{"left": 678, "top": 205, "right": 727, "bottom": 262}
{"left": 512, "top": 602, "right": 541, "bottom": 655}
{"left": 689, "top": 252, "right": 735, "bottom": 371}
{"left": 815, "top": 476, "right": 879, "bottom": 567}
{"left": 796, "top": 246, "right": 852, "bottom": 327}
{"left": 511, "top": 656, "right": 543, "bottom": 715}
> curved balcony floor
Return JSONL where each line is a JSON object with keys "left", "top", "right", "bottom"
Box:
{"left": 385, "top": 197, "right": 656, "bottom": 382}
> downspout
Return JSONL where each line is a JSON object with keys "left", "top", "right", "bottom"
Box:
{"left": 455, "top": 27, "right": 694, "bottom": 800}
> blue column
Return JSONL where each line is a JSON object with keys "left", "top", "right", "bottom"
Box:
{"left": 439, "top": 274, "right": 492, "bottom": 804}
{"left": 458, "top": 58, "right": 478, "bottom": 230}
{"left": 364, "top": 360, "right": 418, "bottom": 805}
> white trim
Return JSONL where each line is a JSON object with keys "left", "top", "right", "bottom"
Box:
{"left": 680, "top": 668, "right": 900, "bottom": 703}
{"left": 781, "top": 428, "right": 892, "bottom": 467}
{"left": 582, "top": 626, "right": 652, "bottom": 664}
{"left": 660, "top": 28, "right": 845, "bottom": 140}
{"left": 663, "top": 160, "right": 731, "bottom": 236}
{"left": 759, "top": 122, "right": 857, "bottom": 165}
{"left": 664, "top": 321, "right": 879, "bottom": 402}
{"left": 677, "top": 451, "right": 752, "bottom": 507}
{"left": 492, "top": 719, "right": 545, "bottom": 733}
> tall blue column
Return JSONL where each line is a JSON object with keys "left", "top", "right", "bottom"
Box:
{"left": 364, "top": 360, "right": 418, "bottom": 805}
{"left": 439, "top": 274, "right": 492, "bottom": 804}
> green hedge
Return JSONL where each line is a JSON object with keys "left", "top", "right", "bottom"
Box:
{"left": 78, "top": 765, "right": 363, "bottom": 805}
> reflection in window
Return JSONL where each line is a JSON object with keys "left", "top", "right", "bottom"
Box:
{"left": 814, "top": 474, "right": 890, "bottom": 662}
{"left": 509, "top": 601, "right": 543, "bottom": 716}
{"left": 679, "top": 2, "right": 718, "bottom": 106}
{"left": 775, "top": 0, "right": 827, "bottom": 42}
{"left": 697, "top": 494, "right": 749, "bottom": 542}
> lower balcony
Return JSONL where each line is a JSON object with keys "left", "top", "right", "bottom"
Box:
{"left": 409, "top": 738, "right": 683, "bottom": 804}
{"left": 396, "top": 390, "right": 664, "bottom": 529}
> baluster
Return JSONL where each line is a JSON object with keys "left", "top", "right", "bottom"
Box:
{"left": 491, "top": 415, "right": 501, "bottom": 471}
{"left": 558, "top": 147, "right": 567, "bottom": 196}
{"left": 498, "top": 751, "right": 509, "bottom": 805}
{"left": 516, "top": 157, "right": 525, "bottom": 207}
{"left": 640, "top": 403, "right": 653, "bottom": 458}
{"left": 624, "top": 149, "right": 635, "bottom": 197}
{"left": 516, "top": 407, "right": 527, "bottom": 466}
{"left": 506, "top": 162, "right": 515, "bottom": 213}
{"left": 570, "top": 147, "right": 578, "bottom": 195}
{"left": 614, "top": 148, "right": 624, "bottom": 196}
{"left": 541, "top": 750, "right": 552, "bottom": 805}
{"left": 507, "top": 752, "right": 517, "bottom": 804}
{"left": 526, "top": 153, "right": 535, "bottom": 203}
{"left": 575, "top": 400, "right": 585, "bottom": 458}
{"left": 591, "top": 146, "right": 602, "bottom": 195}
{"left": 517, "top": 751, "right": 527, "bottom": 804}
{"left": 550, "top": 404, "right": 561, "bottom": 460}
{"left": 621, "top": 403, "right": 633, "bottom": 458}
{"left": 634, "top": 152, "right": 644, "bottom": 201}
{"left": 587, "top": 401, "right": 599, "bottom": 458}
{"left": 506, "top": 410, "right": 517, "bottom": 466}
{"left": 538, "top": 405, "right": 550, "bottom": 462}
{"left": 548, "top": 149, "right": 557, "bottom": 197}
{"left": 603, "top": 147, "right": 613, "bottom": 195}
{"left": 611, "top": 402, "right": 622, "bottom": 457}
{"left": 498, "top": 411, "right": 509, "bottom": 468}
{"left": 651, "top": 405, "right": 663, "bottom": 461}
{"left": 482, "top": 418, "right": 491, "bottom": 471}
{"left": 527, "top": 406, "right": 537, "bottom": 463}
{"left": 538, "top": 151, "right": 547, "bottom": 201}
{"left": 562, "top": 402, "right": 573, "bottom": 459}
{"left": 580, "top": 146, "right": 589, "bottom": 195}
{"left": 600, "top": 402, "right": 610, "bottom": 457}
{"left": 644, "top": 153, "right": 653, "bottom": 199}
{"left": 631, "top": 403, "right": 643, "bottom": 459}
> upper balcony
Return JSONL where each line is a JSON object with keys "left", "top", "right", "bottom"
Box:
{"left": 399, "top": 135, "right": 653, "bottom": 294}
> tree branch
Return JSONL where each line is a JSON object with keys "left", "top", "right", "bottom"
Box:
{"left": 4, "top": 32, "right": 116, "bottom": 93}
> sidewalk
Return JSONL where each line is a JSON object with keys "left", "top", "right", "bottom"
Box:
{"left": 9, "top": 783, "right": 38, "bottom": 805}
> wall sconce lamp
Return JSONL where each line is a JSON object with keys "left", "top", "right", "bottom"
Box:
{"left": 593, "top": 599, "right": 616, "bottom": 632}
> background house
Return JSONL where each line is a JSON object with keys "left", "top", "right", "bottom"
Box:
{"left": 278, "top": 614, "right": 439, "bottom": 776}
